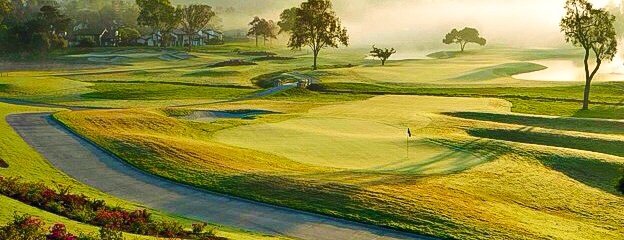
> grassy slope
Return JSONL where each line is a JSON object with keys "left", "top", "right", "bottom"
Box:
{"left": 0, "top": 102, "right": 286, "bottom": 240}
{"left": 81, "top": 82, "right": 256, "bottom": 100}
{"left": 451, "top": 62, "right": 546, "bottom": 81}
{"left": 3, "top": 44, "right": 624, "bottom": 239}
{"left": 55, "top": 96, "right": 624, "bottom": 240}
{"left": 214, "top": 95, "right": 508, "bottom": 172}
{"left": 319, "top": 81, "right": 624, "bottom": 119}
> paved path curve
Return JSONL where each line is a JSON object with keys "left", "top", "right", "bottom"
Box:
{"left": 7, "top": 112, "right": 432, "bottom": 240}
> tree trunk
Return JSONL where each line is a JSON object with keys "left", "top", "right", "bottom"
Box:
{"left": 313, "top": 50, "right": 319, "bottom": 70}
{"left": 187, "top": 35, "right": 192, "bottom": 52}
{"left": 460, "top": 42, "right": 466, "bottom": 52}
{"left": 255, "top": 35, "right": 258, "bottom": 47}
{"left": 582, "top": 78, "right": 591, "bottom": 110}
{"left": 381, "top": 59, "right": 386, "bottom": 66}
{"left": 582, "top": 48, "right": 591, "bottom": 110}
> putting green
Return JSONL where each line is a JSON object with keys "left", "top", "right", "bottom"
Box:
{"left": 214, "top": 95, "right": 511, "bottom": 172}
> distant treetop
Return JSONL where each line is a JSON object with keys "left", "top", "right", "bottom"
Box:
{"left": 443, "top": 27, "right": 486, "bottom": 52}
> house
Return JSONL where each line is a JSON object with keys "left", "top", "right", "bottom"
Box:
{"left": 137, "top": 32, "right": 162, "bottom": 47}
{"left": 99, "top": 29, "right": 120, "bottom": 47}
{"left": 171, "top": 28, "right": 223, "bottom": 47}
{"left": 135, "top": 28, "right": 224, "bottom": 47}
{"left": 202, "top": 29, "right": 223, "bottom": 44}
{"left": 70, "top": 28, "right": 110, "bottom": 47}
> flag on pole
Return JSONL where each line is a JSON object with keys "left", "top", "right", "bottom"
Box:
{"left": 407, "top": 128, "right": 411, "bottom": 137}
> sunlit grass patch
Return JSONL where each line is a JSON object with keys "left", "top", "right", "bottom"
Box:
{"left": 450, "top": 62, "right": 546, "bottom": 81}
{"left": 183, "top": 69, "right": 240, "bottom": 77}
{"left": 446, "top": 111, "right": 624, "bottom": 134}
{"left": 81, "top": 82, "right": 256, "bottom": 100}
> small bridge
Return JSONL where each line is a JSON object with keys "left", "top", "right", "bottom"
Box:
{"left": 276, "top": 72, "right": 319, "bottom": 88}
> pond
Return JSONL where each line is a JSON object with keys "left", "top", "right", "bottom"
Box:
{"left": 513, "top": 59, "right": 624, "bottom": 81}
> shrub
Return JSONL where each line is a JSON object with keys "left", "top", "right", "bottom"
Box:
{"left": 46, "top": 222, "right": 78, "bottom": 240}
{"left": 192, "top": 222, "right": 207, "bottom": 234}
{"left": 210, "top": 59, "right": 257, "bottom": 68}
{"left": 0, "top": 177, "right": 225, "bottom": 239}
{"left": 77, "top": 38, "right": 95, "bottom": 48}
{"left": 253, "top": 56, "right": 295, "bottom": 61}
{"left": 98, "top": 227, "right": 123, "bottom": 240}
{"left": 618, "top": 177, "right": 624, "bottom": 194}
{"left": 0, "top": 214, "right": 46, "bottom": 240}
{"left": 236, "top": 50, "right": 277, "bottom": 56}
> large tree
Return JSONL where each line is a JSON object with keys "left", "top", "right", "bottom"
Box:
{"left": 264, "top": 19, "right": 278, "bottom": 45}
{"left": 38, "top": 5, "right": 70, "bottom": 34}
{"left": 248, "top": 17, "right": 276, "bottom": 47}
{"left": 443, "top": 27, "right": 486, "bottom": 52}
{"left": 3, "top": 4, "right": 70, "bottom": 55}
{"left": 561, "top": 0, "right": 617, "bottom": 110}
{"left": 370, "top": 45, "right": 396, "bottom": 66}
{"left": 179, "top": 4, "right": 215, "bottom": 51}
{"left": 0, "top": 0, "right": 10, "bottom": 24}
{"left": 287, "top": 0, "right": 348, "bottom": 70}
{"left": 136, "top": 0, "right": 177, "bottom": 46}
{"left": 247, "top": 16, "right": 264, "bottom": 47}
{"left": 277, "top": 7, "right": 297, "bottom": 34}
{"left": 117, "top": 26, "right": 140, "bottom": 46}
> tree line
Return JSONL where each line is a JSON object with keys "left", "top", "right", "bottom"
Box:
{"left": 0, "top": 0, "right": 220, "bottom": 56}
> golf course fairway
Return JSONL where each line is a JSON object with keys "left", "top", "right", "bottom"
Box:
{"left": 214, "top": 95, "right": 510, "bottom": 172}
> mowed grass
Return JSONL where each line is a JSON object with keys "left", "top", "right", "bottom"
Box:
{"left": 4, "top": 43, "right": 624, "bottom": 239}
{"left": 81, "top": 82, "right": 256, "bottom": 100}
{"left": 446, "top": 111, "right": 624, "bottom": 134}
{"left": 215, "top": 95, "right": 509, "bottom": 172}
{"left": 320, "top": 81, "right": 624, "bottom": 118}
{"left": 0, "top": 102, "right": 287, "bottom": 240}
{"left": 450, "top": 62, "right": 546, "bottom": 81}
{"left": 55, "top": 95, "right": 624, "bottom": 239}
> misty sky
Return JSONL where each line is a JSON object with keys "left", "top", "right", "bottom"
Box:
{"left": 177, "top": 0, "right": 622, "bottom": 48}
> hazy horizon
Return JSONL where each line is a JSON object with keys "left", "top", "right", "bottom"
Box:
{"left": 173, "top": 0, "right": 624, "bottom": 48}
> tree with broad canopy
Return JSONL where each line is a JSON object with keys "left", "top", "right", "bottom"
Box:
{"left": 286, "top": 0, "right": 348, "bottom": 70}
{"left": 443, "top": 27, "right": 486, "bottom": 52}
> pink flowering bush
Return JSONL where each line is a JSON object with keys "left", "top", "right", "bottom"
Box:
{"left": 0, "top": 176, "right": 227, "bottom": 239}
{"left": 0, "top": 214, "right": 46, "bottom": 240}
{"left": 46, "top": 222, "right": 78, "bottom": 240}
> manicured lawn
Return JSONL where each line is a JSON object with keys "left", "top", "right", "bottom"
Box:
{"left": 4, "top": 44, "right": 624, "bottom": 239}
{"left": 0, "top": 102, "right": 287, "bottom": 240}
{"left": 318, "top": 82, "right": 624, "bottom": 119}
{"left": 55, "top": 95, "right": 624, "bottom": 240}
{"left": 82, "top": 82, "right": 257, "bottom": 100}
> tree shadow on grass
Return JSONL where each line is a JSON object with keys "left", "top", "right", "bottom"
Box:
{"left": 446, "top": 111, "right": 624, "bottom": 134}
{"left": 364, "top": 138, "right": 512, "bottom": 176}
{"left": 533, "top": 152, "right": 624, "bottom": 195}
{"left": 468, "top": 127, "right": 624, "bottom": 158}
{"left": 465, "top": 127, "right": 624, "bottom": 195}
{"left": 573, "top": 105, "right": 624, "bottom": 119}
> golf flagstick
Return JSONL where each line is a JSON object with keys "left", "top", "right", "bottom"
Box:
{"left": 406, "top": 127, "right": 411, "bottom": 160}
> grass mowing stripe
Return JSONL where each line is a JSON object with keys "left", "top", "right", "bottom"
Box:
{"left": 446, "top": 111, "right": 624, "bottom": 134}
{"left": 468, "top": 128, "right": 624, "bottom": 158}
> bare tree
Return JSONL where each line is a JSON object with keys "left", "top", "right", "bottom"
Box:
{"left": 561, "top": 0, "right": 617, "bottom": 110}
{"left": 370, "top": 45, "right": 396, "bottom": 66}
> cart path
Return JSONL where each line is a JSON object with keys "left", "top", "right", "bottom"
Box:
{"left": 6, "top": 112, "right": 433, "bottom": 240}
